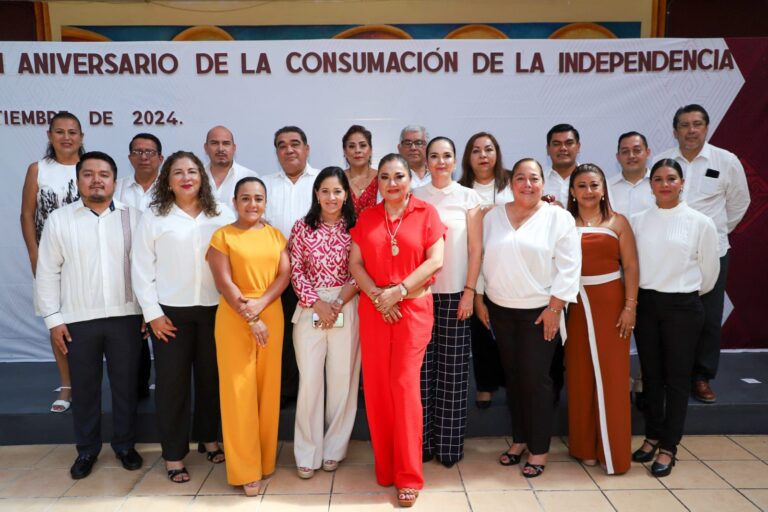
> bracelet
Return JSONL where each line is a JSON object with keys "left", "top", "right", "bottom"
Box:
{"left": 623, "top": 306, "right": 635, "bottom": 312}
{"left": 464, "top": 285, "right": 476, "bottom": 294}
{"left": 247, "top": 317, "right": 259, "bottom": 326}
{"left": 625, "top": 298, "right": 637, "bottom": 303}
{"left": 547, "top": 307, "right": 562, "bottom": 314}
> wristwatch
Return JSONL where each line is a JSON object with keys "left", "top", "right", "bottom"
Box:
{"left": 398, "top": 283, "right": 408, "bottom": 299}
{"left": 333, "top": 297, "right": 344, "bottom": 306}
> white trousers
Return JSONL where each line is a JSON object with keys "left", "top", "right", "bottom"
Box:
{"left": 292, "top": 286, "right": 361, "bottom": 469}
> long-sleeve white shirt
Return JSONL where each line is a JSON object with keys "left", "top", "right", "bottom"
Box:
{"left": 131, "top": 203, "right": 234, "bottom": 322}
{"left": 480, "top": 203, "right": 581, "bottom": 308}
{"left": 205, "top": 161, "right": 259, "bottom": 216}
{"left": 543, "top": 167, "right": 573, "bottom": 205}
{"left": 262, "top": 165, "right": 320, "bottom": 238}
{"left": 36, "top": 199, "right": 141, "bottom": 329}
{"left": 607, "top": 170, "right": 654, "bottom": 217}
{"left": 115, "top": 175, "right": 157, "bottom": 213}
{"left": 654, "top": 143, "right": 750, "bottom": 257}
{"left": 630, "top": 202, "right": 720, "bottom": 294}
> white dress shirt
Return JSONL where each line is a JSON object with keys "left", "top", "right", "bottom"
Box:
{"left": 473, "top": 180, "right": 514, "bottom": 206}
{"left": 413, "top": 182, "right": 481, "bottom": 294}
{"left": 206, "top": 161, "right": 260, "bottom": 216}
{"left": 36, "top": 199, "right": 141, "bottom": 329}
{"left": 410, "top": 169, "right": 432, "bottom": 189}
{"left": 631, "top": 202, "right": 720, "bottom": 294}
{"left": 480, "top": 203, "right": 581, "bottom": 308}
{"left": 543, "top": 167, "right": 573, "bottom": 205}
{"left": 115, "top": 175, "right": 157, "bottom": 212}
{"left": 607, "top": 170, "right": 654, "bottom": 217}
{"left": 262, "top": 165, "right": 320, "bottom": 238}
{"left": 655, "top": 143, "right": 750, "bottom": 257}
{"left": 131, "top": 203, "right": 235, "bottom": 322}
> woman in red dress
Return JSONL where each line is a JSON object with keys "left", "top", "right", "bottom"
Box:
{"left": 343, "top": 125, "right": 378, "bottom": 215}
{"left": 349, "top": 153, "right": 445, "bottom": 508}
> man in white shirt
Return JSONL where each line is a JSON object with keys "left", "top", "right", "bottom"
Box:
{"left": 655, "top": 104, "right": 751, "bottom": 403}
{"left": 397, "top": 124, "right": 431, "bottom": 188}
{"left": 263, "top": 125, "right": 320, "bottom": 406}
{"left": 543, "top": 123, "right": 580, "bottom": 206}
{"left": 116, "top": 133, "right": 163, "bottom": 400}
{"left": 609, "top": 131, "right": 655, "bottom": 217}
{"left": 36, "top": 151, "right": 144, "bottom": 480}
{"left": 203, "top": 125, "right": 259, "bottom": 214}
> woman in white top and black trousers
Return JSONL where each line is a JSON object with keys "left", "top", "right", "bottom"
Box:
{"left": 132, "top": 151, "right": 235, "bottom": 482}
{"left": 477, "top": 158, "right": 581, "bottom": 478}
{"left": 630, "top": 158, "right": 719, "bottom": 477}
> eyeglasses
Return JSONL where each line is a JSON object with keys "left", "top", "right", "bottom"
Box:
{"left": 400, "top": 139, "right": 425, "bottom": 148}
{"left": 130, "top": 149, "right": 159, "bottom": 157}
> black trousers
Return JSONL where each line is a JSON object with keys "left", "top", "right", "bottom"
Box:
{"left": 469, "top": 314, "right": 505, "bottom": 393}
{"left": 486, "top": 300, "right": 557, "bottom": 455}
{"left": 280, "top": 286, "right": 300, "bottom": 400}
{"left": 693, "top": 252, "right": 730, "bottom": 382}
{"left": 137, "top": 334, "right": 152, "bottom": 395}
{"left": 152, "top": 305, "right": 221, "bottom": 461}
{"left": 635, "top": 289, "right": 704, "bottom": 452}
{"left": 67, "top": 315, "right": 142, "bottom": 457}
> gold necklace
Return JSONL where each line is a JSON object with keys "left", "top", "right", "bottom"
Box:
{"left": 579, "top": 213, "right": 602, "bottom": 227}
{"left": 384, "top": 198, "right": 408, "bottom": 256}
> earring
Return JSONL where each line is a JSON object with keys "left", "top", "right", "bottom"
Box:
{"left": 572, "top": 197, "right": 576, "bottom": 202}
{"left": 601, "top": 195, "right": 605, "bottom": 201}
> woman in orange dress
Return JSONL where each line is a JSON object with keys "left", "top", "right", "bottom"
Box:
{"left": 565, "top": 163, "right": 639, "bottom": 475}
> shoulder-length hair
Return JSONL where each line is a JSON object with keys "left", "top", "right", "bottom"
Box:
{"left": 303, "top": 166, "right": 356, "bottom": 231}
{"left": 459, "top": 132, "right": 507, "bottom": 192}
{"left": 149, "top": 150, "right": 219, "bottom": 217}
{"left": 567, "top": 163, "right": 614, "bottom": 222}
{"left": 45, "top": 111, "right": 86, "bottom": 161}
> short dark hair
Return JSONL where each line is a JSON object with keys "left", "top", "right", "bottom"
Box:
{"left": 650, "top": 158, "right": 684, "bottom": 179}
{"left": 617, "top": 131, "right": 648, "bottom": 151}
{"left": 673, "top": 104, "right": 710, "bottom": 129}
{"left": 76, "top": 151, "right": 117, "bottom": 179}
{"left": 234, "top": 176, "right": 267, "bottom": 200}
{"left": 378, "top": 153, "right": 410, "bottom": 173}
{"left": 426, "top": 136, "right": 456, "bottom": 156}
{"left": 510, "top": 158, "right": 544, "bottom": 180}
{"left": 342, "top": 125, "right": 372, "bottom": 148}
{"left": 45, "top": 111, "right": 85, "bottom": 161}
{"left": 567, "top": 163, "right": 614, "bottom": 222}
{"left": 303, "top": 167, "right": 356, "bottom": 231}
{"left": 547, "top": 123, "right": 580, "bottom": 145}
{"left": 129, "top": 133, "right": 162, "bottom": 155}
{"left": 274, "top": 126, "right": 308, "bottom": 147}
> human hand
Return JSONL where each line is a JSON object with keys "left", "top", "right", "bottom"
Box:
{"left": 457, "top": 290, "right": 474, "bottom": 321}
{"left": 474, "top": 294, "right": 490, "bottom": 328}
{"left": 312, "top": 300, "right": 338, "bottom": 329}
{"left": 375, "top": 287, "right": 401, "bottom": 313}
{"left": 150, "top": 315, "right": 177, "bottom": 343}
{"left": 534, "top": 308, "right": 561, "bottom": 342}
{"left": 238, "top": 296, "right": 266, "bottom": 321}
{"left": 381, "top": 304, "right": 403, "bottom": 324}
{"left": 50, "top": 324, "right": 72, "bottom": 355}
{"left": 249, "top": 319, "right": 269, "bottom": 347}
{"left": 141, "top": 321, "right": 150, "bottom": 340}
{"left": 616, "top": 308, "right": 636, "bottom": 339}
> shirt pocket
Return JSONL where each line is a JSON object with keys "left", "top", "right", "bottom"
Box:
{"left": 698, "top": 175, "right": 721, "bottom": 196}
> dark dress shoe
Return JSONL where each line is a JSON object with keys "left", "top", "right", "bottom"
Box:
{"left": 632, "top": 439, "right": 659, "bottom": 463}
{"left": 116, "top": 448, "right": 143, "bottom": 470}
{"left": 70, "top": 454, "right": 97, "bottom": 479}
{"left": 692, "top": 380, "right": 716, "bottom": 403}
{"left": 650, "top": 450, "right": 676, "bottom": 477}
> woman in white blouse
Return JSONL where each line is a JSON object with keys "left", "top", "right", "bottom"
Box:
{"left": 413, "top": 137, "right": 481, "bottom": 467}
{"left": 459, "top": 132, "right": 512, "bottom": 409}
{"left": 630, "top": 158, "right": 719, "bottom": 477}
{"left": 477, "top": 158, "right": 581, "bottom": 478}
{"left": 132, "top": 151, "right": 234, "bottom": 483}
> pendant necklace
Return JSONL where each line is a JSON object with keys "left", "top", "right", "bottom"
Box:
{"left": 385, "top": 201, "right": 407, "bottom": 256}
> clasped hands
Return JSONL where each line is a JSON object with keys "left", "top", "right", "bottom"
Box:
{"left": 370, "top": 287, "right": 403, "bottom": 324}
{"left": 238, "top": 296, "right": 269, "bottom": 347}
{"left": 313, "top": 299, "right": 342, "bottom": 330}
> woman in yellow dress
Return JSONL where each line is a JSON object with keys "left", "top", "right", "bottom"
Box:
{"left": 208, "top": 177, "right": 291, "bottom": 496}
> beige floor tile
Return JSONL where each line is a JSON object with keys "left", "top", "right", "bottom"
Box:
{"left": 548, "top": 437, "right": 572, "bottom": 462}
{"left": 585, "top": 463, "right": 664, "bottom": 490}
{"left": 658, "top": 460, "right": 731, "bottom": 490}
{"left": 411, "top": 491, "right": 471, "bottom": 511}
{"left": 130, "top": 463, "right": 210, "bottom": 496}
{"left": 682, "top": 436, "right": 757, "bottom": 461}
{"left": 64, "top": 467, "right": 145, "bottom": 497}
{"left": 260, "top": 493, "right": 329, "bottom": 511}
{"left": 0, "top": 469, "right": 29, "bottom": 491}
{"left": 461, "top": 437, "right": 509, "bottom": 463}
{"left": 458, "top": 461, "right": 530, "bottom": 491}
{"left": 467, "top": 490, "right": 542, "bottom": 512}
{"left": 262, "top": 466, "right": 332, "bottom": 495}
{"left": 0, "top": 467, "right": 75, "bottom": 498}
{"left": 0, "top": 497, "right": 57, "bottom": 511}
{"left": 330, "top": 492, "right": 395, "bottom": 511}
{"left": 740, "top": 489, "right": 768, "bottom": 511}
{"left": 197, "top": 463, "right": 241, "bottom": 495}
{"left": 329, "top": 464, "right": 384, "bottom": 494}
{"left": 120, "top": 495, "right": 194, "bottom": 512}
{"left": 189, "top": 495, "right": 264, "bottom": 510}
{"left": 340, "top": 440, "right": 374, "bottom": 465}
{"left": 706, "top": 461, "right": 768, "bottom": 489}
{"left": 673, "top": 489, "right": 760, "bottom": 512}
{"left": 604, "top": 489, "right": 687, "bottom": 512}
{"left": 421, "top": 461, "right": 463, "bottom": 491}
{"left": 0, "top": 445, "right": 55, "bottom": 469}
{"left": 132, "top": 444, "right": 163, "bottom": 468}
{"left": 536, "top": 490, "right": 614, "bottom": 511}
{"left": 732, "top": 437, "right": 768, "bottom": 460}
{"left": 48, "top": 496, "right": 124, "bottom": 511}
{"left": 527, "top": 461, "right": 597, "bottom": 491}
{"left": 34, "top": 445, "right": 76, "bottom": 469}
{"left": 277, "top": 442, "right": 295, "bottom": 467}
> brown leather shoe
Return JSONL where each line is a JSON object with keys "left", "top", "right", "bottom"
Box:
{"left": 693, "top": 380, "right": 716, "bottom": 403}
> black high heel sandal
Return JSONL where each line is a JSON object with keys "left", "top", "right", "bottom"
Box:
{"left": 198, "top": 442, "right": 225, "bottom": 464}
{"left": 632, "top": 439, "right": 659, "bottom": 463}
{"left": 651, "top": 449, "right": 676, "bottom": 477}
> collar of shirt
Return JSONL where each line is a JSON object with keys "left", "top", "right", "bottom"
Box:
{"left": 127, "top": 174, "right": 158, "bottom": 191}
{"left": 276, "top": 164, "right": 319, "bottom": 183}
{"left": 423, "top": 180, "right": 459, "bottom": 196}
{"left": 609, "top": 168, "right": 651, "bottom": 186}
{"left": 74, "top": 198, "right": 126, "bottom": 216}
{"left": 670, "top": 142, "right": 713, "bottom": 164}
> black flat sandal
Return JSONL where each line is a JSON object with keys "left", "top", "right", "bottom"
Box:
{"left": 522, "top": 462, "right": 546, "bottom": 478}
{"left": 499, "top": 449, "right": 525, "bottom": 466}
{"left": 167, "top": 467, "right": 190, "bottom": 483}
{"left": 198, "top": 442, "right": 225, "bottom": 463}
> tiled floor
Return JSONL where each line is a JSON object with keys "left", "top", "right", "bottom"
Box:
{"left": 0, "top": 436, "right": 766, "bottom": 511}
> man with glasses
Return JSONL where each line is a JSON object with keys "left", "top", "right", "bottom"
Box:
{"left": 204, "top": 125, "right": 259, "bottom": 215}
{"left": 117, "top": 133, "right": 164, "bottom": 400}
{"left": 609, "top": 131, "right": 654, "bottom": 217}
{"left": 397, "top": 125, "right": 431, "bottom": 188}
{"left": 543, "top": 123, "right": 581, "bottom": 206}
{"left": 654, "top": 104, "right": 750, "bottom": 404}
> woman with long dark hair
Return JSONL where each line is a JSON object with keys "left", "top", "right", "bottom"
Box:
{"left": 289, "top": 167, "right": 361, "bottom": 479}
{"left": 132, "top": 151, "right": 233, "bottom": 483}
{"left": 20, "top": 111, "right": 85, "bottom": 413}
{"left": 343, "top": 125, "right": 378, "bottom": 214}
